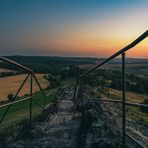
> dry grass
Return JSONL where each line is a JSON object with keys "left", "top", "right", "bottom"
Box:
{"left": 0, "top": 68, "right": 15, "bottom": 73}
{"left": 110, "top": 88, "right": 147, "bottom": 103}
{"left": 0, "top": 74, "right": 49, "bottom": 101}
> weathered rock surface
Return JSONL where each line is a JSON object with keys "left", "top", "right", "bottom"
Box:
{"left": 76, "top": 99, "right": 122, "bottom": 148}
{"left": 7, "top": 87, "right": 79, "bottom": 148}
{"left": 4, "top": 87, "right": 147, "bottom": 148}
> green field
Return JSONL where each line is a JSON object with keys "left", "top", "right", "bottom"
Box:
{"left": 0, "top": 88, "right": 58, "bottom": 141}
{"left": 0, "top": 77, "right": 74, "bottom": 141}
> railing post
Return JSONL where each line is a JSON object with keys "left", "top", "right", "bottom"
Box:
{"left": 74, "top": 79, "right": 78, "bottom": 97}
{"left": 74, "top": 79, "right": 79, "bottom": 103}
{"left": 29, "top": 73, "right": 33, "bottom": 127}
{"left": 79, "top": 79, "right": 82, "bottom": 105}
{"left": 80, "top": 78, "right": 84, "bottom": 107}
{"left": 122, "top": 53, "right": 126, "bottom": 148}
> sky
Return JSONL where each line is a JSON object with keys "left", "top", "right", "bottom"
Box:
{"left": 0, "top": 0, "right": 148, "bottom": 58}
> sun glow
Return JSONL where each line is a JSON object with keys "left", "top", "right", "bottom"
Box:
{"left": 0, "top": 0, "right": 148, "bottom": 57}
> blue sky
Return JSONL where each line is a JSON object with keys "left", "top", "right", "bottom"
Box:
{"left": 0, "top": 0, "right": 148, "bottom": 57}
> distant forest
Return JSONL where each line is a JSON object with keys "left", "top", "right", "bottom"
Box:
{"left": 82, "top": 69, "right": 148, "bottom": 94}
{"left": 1, "top": 56, "right": 148, "bottom": 94}
{"left": 0, "top": 56, "right": 98, "bottom": 74}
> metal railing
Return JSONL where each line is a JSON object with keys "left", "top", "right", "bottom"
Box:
{"left": 0, "top": 56, "right": 46, "bottom": 127}
{"left": 74, "top": 30, "right": 148, "bottom": 148}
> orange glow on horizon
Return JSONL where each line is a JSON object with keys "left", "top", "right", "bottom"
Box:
{"left": 38, "top": 31, "right": 148, "bottom": 58}
{"left": 1, "top": 1, "right": 148, "bottom": 57}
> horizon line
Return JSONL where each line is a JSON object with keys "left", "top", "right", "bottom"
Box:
{"left": 1, "top": 55, "right": 148, "bottom": 60}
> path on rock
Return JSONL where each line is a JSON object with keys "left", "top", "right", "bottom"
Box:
{"left": 9, "top": 87, "right": 79, "bottom": 148}
{"left": 48, "top": 88, "right": 74, "bottom": 126}
{"left": 8, "top": 86, "right": 144, "bottom": 148}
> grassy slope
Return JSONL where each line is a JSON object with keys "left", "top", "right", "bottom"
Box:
{"left": 109, "top": 88, "right": 147, "bottom": 103}
{"left": 0, "top": 89, "right": 58, "bottom": 141}
{"left": 105, "top": 88, "right": 148, "bottom": 124}
{"left": 0, "top": 78, "right": 75, "bottom": 140}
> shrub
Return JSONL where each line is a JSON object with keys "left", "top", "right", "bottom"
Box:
{"left": 7, "top": 94, "right": 14, "bottom": 102}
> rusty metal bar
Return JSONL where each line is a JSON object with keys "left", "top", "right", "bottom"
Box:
{"left": 79, "top": 30, "right": 148, "bottom": 79}
{"left": 32, "top": 74, "right": 45, "bottom": 109}
{"left": 0, "top": 56, "right": 33, "bottom": 73}
{"left": 73, "top": 79, "right": 80, "bottom": 110}
{"left": 73, "top": 31, "right": 148, "bottom": 148}
{"left": 13, "top": 73, "right": 30, "bottom": 99}
{"left": 0, "top": 56, "right": 46, "bottom": 128}
{"left": 33, "top": 74, "right": 45, "bottom": 97}
{"left": 0, "top": 97, "right": 31, "bottom": 109}
{"left": 74, "top": 79, "right": 79, "bottom": 102}
{"left": 125, "top": 102, "right": 148, "bottom": 107}
{"left": 79, "top": 79, "right": 84, "bottom": 106}
{"left": 0, "top": 106, "right": 10, "bottom": 124}
{"left": 29, "top": 74, "right": 33, "bottom": 126}
{"left": 126, "top": 133, "right": 145, "bottom": 148}
{"left": 0, "top": 74, "right": 30, "bottom": 124}
{"left": 122, "top": 53, "right": 126, "bottom": 148}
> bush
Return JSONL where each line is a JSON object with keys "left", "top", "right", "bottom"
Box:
{"left": 8, "top": 94, "right": 14, "bottom": 102}
{"left": 46, "top": 74, "right": 61, "bottom": 89}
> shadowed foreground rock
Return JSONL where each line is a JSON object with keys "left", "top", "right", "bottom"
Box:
{"left": 6, "top": 87, "right": 146, "bottom": 148}
{"left": 8, "top": 87, "right": 78, "bottom": 148}
{"left": 76, "top": 99, "right": 122, "bottom": 148}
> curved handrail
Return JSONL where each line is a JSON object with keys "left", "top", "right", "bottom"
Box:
{"left": 0, "top": 56, "right": 45, "bottom": 98}
{"left": 0, "top": 56, "right": 33, "bottom": 73}
{"left": 0, "top": 57, "right": 45, "bottom": 97}
{"left": 74, "top": 30, "right": 148, "bottom": 102}
{"left": 0, "top": 56, "right": 46, "bottom": 126}
{"left": 79, "top": 30, "right": 148, "bottom": 79}
{"left": 74, "top": 30, "right": 148, "bottom": 148}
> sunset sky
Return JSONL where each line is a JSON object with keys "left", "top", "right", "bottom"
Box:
{"left": 0, "top": 0, "right": 148, "bottom": 58}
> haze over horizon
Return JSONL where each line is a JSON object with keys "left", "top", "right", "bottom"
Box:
{"left": 0, "top": 0, "right": 148, "bottom": 58}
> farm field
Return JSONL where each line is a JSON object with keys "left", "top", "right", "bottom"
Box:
{"left": 0, "top": 68, "right": 15, "bottom": 73}
{"left": 0, "top": 87, "right": 58, "bottom": 139}
{"left": 0, "top": 74, "right": 49, "bottom": 101}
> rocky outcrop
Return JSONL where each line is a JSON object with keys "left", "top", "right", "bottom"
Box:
{"left": 8, "top": 87, "right": 79, "bottom": 148}
{"left": 6, "top": 87, "right": 147, "bottom": 148}
{"left": 76, "top": 99, "right": 122, "bottom": 148}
